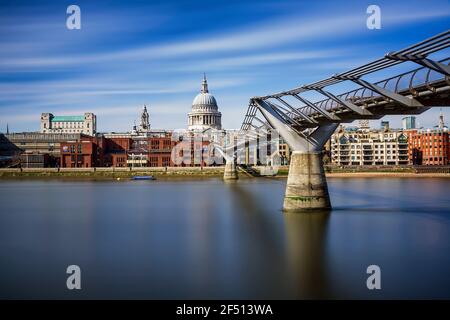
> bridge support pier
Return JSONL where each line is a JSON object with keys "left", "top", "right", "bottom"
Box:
{"left": 223, "top": 160, "right": 238, "bottom": 180}
{"left": 254, "top": 99, "right": 338, "bottom": 212}
{"left": 283, "top": 151, "right": 330, "bottom": 212}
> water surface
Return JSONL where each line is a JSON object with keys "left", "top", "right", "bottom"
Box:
{"left": 0, "top": 177, "right": 449, "bottom": 299}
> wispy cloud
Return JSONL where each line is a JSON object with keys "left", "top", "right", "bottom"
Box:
{"left": 169, "top": 49, "right": 347, "bottom": 72}
{"left": 0, "top": 0, "right": 449, "bottom": 132}
{"left": 2, "top": 6, "right": 448, "bottom": 70}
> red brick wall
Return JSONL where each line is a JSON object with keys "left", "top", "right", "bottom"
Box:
{"left": 105, "top": 137, "right": 132, "bottom": 153}
{"left": 409, "top": 131, "right": 449, "bottom": 165}
{"left": 60, "top": 140, "right": 95, "bottom": 167}
{"left": 111, "top": 153, "right": 127, "bottom": 167}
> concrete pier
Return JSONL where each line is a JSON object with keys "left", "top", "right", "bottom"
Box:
{"left": 223, "top": 161, "right": 238, "bottom": 180}
{"left": 283, "top": 151, "right": 331, "bottom": 212}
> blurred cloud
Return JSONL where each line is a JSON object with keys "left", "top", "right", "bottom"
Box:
{"left": 0, "top": 0, "right": 449, "bottom": 132}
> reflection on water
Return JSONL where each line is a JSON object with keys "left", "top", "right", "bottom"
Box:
{"left": 0, "top": 177, "right": 449, "bottom": 299}
{"left": 283, "top": 211, "right": 330, "bottom": 299}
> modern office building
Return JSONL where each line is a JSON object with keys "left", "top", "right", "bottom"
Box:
{"left": 40, "top": 113, "right": 96, "bottom": 136}
{"left": 402, "top": 116, "right": 416, "bottom": 130}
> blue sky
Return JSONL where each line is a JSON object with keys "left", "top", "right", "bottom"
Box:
{"left": 0, "top": 0, "right": 449, "bottom": 132}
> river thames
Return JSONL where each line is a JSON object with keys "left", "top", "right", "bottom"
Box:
{"left": 0, "top": 177, "right": 449, "bottom": 299}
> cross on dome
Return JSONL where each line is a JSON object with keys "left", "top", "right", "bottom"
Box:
{"left": 201, "top": 73, "right": 209, "bottom": 93}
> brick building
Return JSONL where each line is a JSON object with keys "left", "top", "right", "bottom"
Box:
{"left": 407, "top": 129, "right": 449, "bottom": 165}
{"left": 102, "top": 131, "right": 174, "bottom": 167}
{"left": 102, "top": 136, "right": 132, "bottom": 167}
{"left": 60, "top": 135, "right": 105, "bottom": 167}
{"left": 128, "top": 134, "right": 174, "bottom": 167}
{"left": 406, "top": 113, "right": 449, "bottom": 165}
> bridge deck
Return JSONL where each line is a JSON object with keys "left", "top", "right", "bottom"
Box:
{"left": 241, "top": 30, "right": 450, "bottom": 133}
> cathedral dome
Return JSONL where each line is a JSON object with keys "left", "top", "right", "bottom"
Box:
{"left": 192, "top": 92, "right": 217, "bottom": 109}
{"left": 188, "top": 75, "right": 222, "bottom": 131}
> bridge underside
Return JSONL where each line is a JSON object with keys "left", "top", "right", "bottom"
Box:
{"left": 241, "top": 31, "right": 450, "bottom": 212}
{"left": 284, "top": 79, "right": 450, "bottom": 131}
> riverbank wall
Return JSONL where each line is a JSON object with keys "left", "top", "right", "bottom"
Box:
{"left": 0, "top": 165, "right": 449, "bottom": 179}
{"left": 0, "top": 166, "right": 227, "bottom": 179}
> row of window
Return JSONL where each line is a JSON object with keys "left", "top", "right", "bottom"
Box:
{"left": 343, "top": 150, "right": 399, "bottom": 155}
{"left": 347, "top": 133, "right": 397, "bottom": 138}
{"left": 43, "top": 129, "right": 87, "bottom": 134}
{"left": 337, "top": 144, "right": 402, "bottom": 149}
{"left": 51, "top": 122, "right": 86, "bottom": 129}
{"left": 349, "top": 156, "right": 400, "bottom": 160}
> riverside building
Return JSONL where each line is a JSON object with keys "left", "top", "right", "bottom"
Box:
{"left": 407, "top": 113, "right": 449, "bottom": 165}
{"left": 40, "top": 113, "right": 96, "bottom": 136}
{"left": 331, "top": 125, "right": 409, "bottom": 166}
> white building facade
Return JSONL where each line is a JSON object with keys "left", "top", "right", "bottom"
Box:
{"left": 188, "top": 75, "right": 222, "bottom": 131}
{"left": 331, "top": 127, "right": 409, "bottom": 166}
{"left": 40, "top": 113, "right": 96, "bottom": 136}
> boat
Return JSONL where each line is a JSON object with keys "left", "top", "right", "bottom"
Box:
{"left": 131, "top": 175, "right": 156, "bottom": 181}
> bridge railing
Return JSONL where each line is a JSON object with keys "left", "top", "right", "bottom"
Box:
{"left": 241, "top": 30, "right": 450, "bottom": 129}
{"left": 299, "top": 57, "right": 450, "bottom": 116}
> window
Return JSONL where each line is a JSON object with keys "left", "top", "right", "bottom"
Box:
{"left": 162, "top": 156, "right": 171, "bottom": 167}
{"left": 163, "top": 139, "right": 171, "bottom": 149}
{"left": 149, "top": 156, "right": 159, "bottom": 167}
{"left": 151, "top": 140, "right": 160, "bottom": 150}
{"left": 339, "top": 136, "right": 348, "bottom": 144}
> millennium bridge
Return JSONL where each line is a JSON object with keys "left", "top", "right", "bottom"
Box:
{"left": 236, "top": 30, "right": 450, "bottom": 212}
